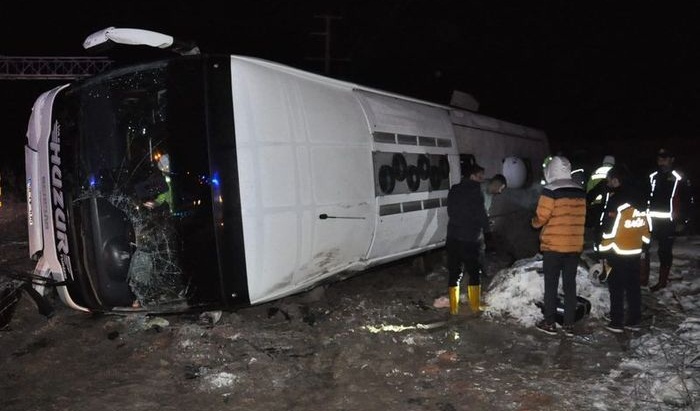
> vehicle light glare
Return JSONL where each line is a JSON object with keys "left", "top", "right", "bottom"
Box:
{"left": 211, "top": 173, "right": 220, "bottom": 187}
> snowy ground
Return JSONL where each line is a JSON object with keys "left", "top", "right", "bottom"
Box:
{"left": 483, "top": 238, "right": 700, "bottom": 410}
{"left": 1, "top": 198, "right": 698, "bottom": 410}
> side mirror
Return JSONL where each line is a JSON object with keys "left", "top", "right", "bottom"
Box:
{"left": 83, "top": 27, "right": 200, "bottom": 55}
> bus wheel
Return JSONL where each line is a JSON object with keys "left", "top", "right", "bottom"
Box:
{"left": 406, "top": 165, "right": 421, "bottom": 192}
{"left": 392, "top": 153, "right": 407, "bottom": 181}
{"left": 417, "top": 155, "right": 430, "bottom": 180}
{"left": 378, "top": 165, "right": 396, "bottom": 194}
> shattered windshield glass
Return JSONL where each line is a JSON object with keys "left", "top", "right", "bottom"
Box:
{"left": 56, "top": 59, "right": 219, "bottom": 309}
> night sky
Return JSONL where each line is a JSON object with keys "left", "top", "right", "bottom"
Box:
{"left": 2, "top": 1, "right": 700, "bottom": 186}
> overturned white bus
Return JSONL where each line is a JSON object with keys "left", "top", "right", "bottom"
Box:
{"left": 24, "top": 28, "right": 549, "bottom": 314}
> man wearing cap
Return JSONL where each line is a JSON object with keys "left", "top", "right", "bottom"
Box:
{"left": 644, "top": 148, "right": 687, "bottom": 291}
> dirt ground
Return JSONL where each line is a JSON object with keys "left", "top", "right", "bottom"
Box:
{"left": 0, "top": 199, "right": 684, "bottom": 411}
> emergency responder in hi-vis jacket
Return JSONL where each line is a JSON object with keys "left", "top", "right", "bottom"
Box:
{"left": 585, "top": 155, "right": 615, "bottom": 251}
{"left": 598, "top": 165, "right": 650, "bottom": 333}
{"left": 586, "top": 155, "right": 616, "bottom": 194}
{"left": 644, "top": 148, "right": 690, "bottom": 291}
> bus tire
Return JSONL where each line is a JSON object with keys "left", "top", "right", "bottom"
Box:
{"left": 378, "top": 165, "right": 396, "bottom": 194}
{"left": 417, "top": 155, "right": 430, "bottom": 180}
{"left": 392, "top": 153, "right": 407, "bottom": 182}
{"left": 406, "top": 165, "right": 421, "bottom": 192}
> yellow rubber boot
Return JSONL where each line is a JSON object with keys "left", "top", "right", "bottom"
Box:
{"left": 468, "top": 285, "right": 482, "bottom": 312}
{"left": 448, "top": 286, "right": 460, "bottom": 315}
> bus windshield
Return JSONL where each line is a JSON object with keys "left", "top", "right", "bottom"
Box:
{"left": 54, "top": 58, "right": 221, "bottom": 309}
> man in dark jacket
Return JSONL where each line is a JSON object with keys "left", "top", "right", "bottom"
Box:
{"left": 644, "top": 148, "right": 692, "bottom": 291}
{"left": 446, "top": 164, "right": 491, "bottom": 315}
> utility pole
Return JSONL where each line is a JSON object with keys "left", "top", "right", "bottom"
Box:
{"left": 307, "top": 14, "right": 350, "bottom": 74}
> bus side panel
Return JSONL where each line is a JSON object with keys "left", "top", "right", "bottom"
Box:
{"left": 230, "top": 58, "right": 375, "bottom": 303}
{"left": 451, "top": 109, "right": 550, "bottom": 259}
{"left": 355, "top": 90, "right": 458, "bottom": 261}
{"left": 25, "top": 87, "right": 68, "bottom": 281}
{"left": 25, "top": 85, "right": 88, "bottom": 311}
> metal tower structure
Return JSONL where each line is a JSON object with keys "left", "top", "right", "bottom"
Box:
{"left": 0, "top": 56, "right": 113, "bottom": 80}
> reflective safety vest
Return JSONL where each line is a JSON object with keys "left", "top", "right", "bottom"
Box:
{"left": 647, "top": 170, "right": 682, "bottom": 227}
{"left": 599, "top": 203, "right": 651, "bottom": 255}
{"left": 586, "top": 165, "right": 613, "bottom": 193}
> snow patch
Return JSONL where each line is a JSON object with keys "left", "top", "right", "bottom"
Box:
{"left": 204, "top": 372, "right": 239, "bottom": 390}
{"left": 482, "top": 254, "right": 609, "bottom": 327}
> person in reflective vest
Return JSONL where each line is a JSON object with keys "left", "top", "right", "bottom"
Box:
{"left": 598, "top": 165, "right": 650, "bottom": 333}
{"left": 586, "top": 155, "right": 616, "bottom": 194}
{"left": 644, "top": 148, "right": 687, "bottom": 291}
{"left": 585, "top": 155, "right": 615, "bottom": 252}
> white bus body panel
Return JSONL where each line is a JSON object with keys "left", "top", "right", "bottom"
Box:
{"left": 230, "top": 57, "right": 376, "bottom": 304}
{"left": 25, "top": 86, "right": 65, "bottom": 272}
{"left": 450, "top": 108, "right": 550, "bottom": 258}
{"left": 356, "top": 90, "right": 457, "bottom": 262}
{"left": 450, "top": 109, "right": 549, "bottom": 178}
{"left": 230, "top": 57, "right": 462, "bottom": 304}
{"left": 24, "top": 85, "right": 88, "bottom": 311}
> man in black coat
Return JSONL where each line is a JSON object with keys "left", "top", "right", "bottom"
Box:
{"left": 446, "top": 164, "right": 492, "bottom": 314}
{"left": 644, "top": 148, "right": 693, "bottom": 291}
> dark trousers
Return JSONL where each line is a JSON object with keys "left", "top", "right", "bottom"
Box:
{"left": 543, "top": 251, "right": 579, "bottom": 325}
{"left": 447, "top": 238, "right": 482, "bottom": 287}
{"left": 607, "top": 253, "right": 642, "bottom": 326}
{"left": 650, "top": 219, "right": 675, "bottom": 268}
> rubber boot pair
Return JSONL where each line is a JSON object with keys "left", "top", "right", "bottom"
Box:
{"left": 448, "top": 285, "right": 484, "bottom": 314}
{"left": 650, "top": 266, "right": 671, "bottom": 292}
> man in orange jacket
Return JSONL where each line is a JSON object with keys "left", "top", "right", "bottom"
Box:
{"left": 532, "top": 156, "right": 586, "bottom": 336}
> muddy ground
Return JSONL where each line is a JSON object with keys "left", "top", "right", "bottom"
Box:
{"left": 0, "top": 199, "right": 685, "bottom": 411}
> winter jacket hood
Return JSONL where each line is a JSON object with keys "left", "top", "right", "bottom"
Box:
{"left": 544, "top": 156, "right": 581, "bottom": 190}
{"left": 532, "top": 156, "right": 586, "bottom": 253}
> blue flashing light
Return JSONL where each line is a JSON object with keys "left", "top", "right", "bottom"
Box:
{"left": 89, "top": 175, "right": 96, "bottom": 188}
{"left": 211, "top": 173, "right": 220, "bottom": 187}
